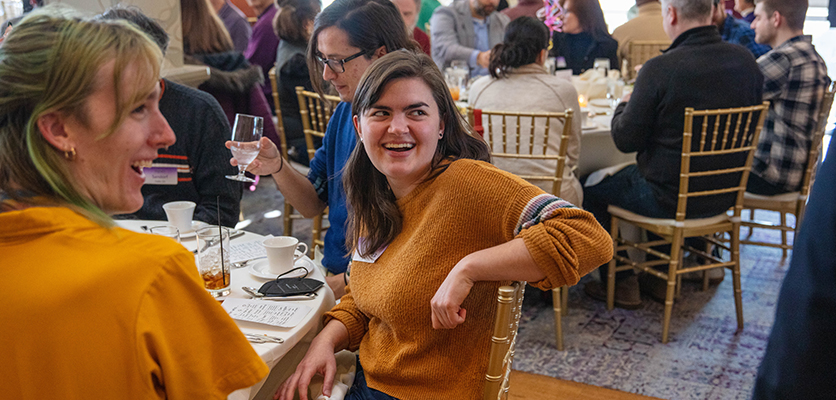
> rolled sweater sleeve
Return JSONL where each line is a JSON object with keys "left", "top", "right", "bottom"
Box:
{"left": 507, "top": 188, "right": 613, "bottom": 290}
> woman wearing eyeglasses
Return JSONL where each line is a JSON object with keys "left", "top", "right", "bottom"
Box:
{"left": 230, "top": 0, "right": 420, "bottom": 298}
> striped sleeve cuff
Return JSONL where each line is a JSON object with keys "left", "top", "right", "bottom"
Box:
{"left": 514, "top": 194, "right": 576, "bottom": 236}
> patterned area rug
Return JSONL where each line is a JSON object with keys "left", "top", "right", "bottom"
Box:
{"left": 513, "top": 215, "right": 793, "bottom": 400}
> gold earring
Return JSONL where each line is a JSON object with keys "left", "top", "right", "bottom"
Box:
{"left": 63, "top": 147, "right": 77, "bottom": 161}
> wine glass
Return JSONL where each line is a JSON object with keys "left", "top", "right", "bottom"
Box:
{"left": 226, "top": 113, "right": 263, "bottom": 182}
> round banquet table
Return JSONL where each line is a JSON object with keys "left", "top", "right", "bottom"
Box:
{"left": 116, "top": 220, "right": 336, "bottom": 400}
{"left": 578, "top": 110, "right": 636, "bottom": 178}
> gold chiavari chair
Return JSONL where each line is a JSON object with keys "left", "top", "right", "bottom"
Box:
{"left": 625, "top": 40, "right": 671, "bottom": 81}
{"left": 296, "top": 86, "right": 341, "bottom": 255}
{"left": 468, "top": 107, "right": 574, "bottom": 351}
{"left": 483, "top": 282, "right": 525, "bottom": 400}
{"left": 741, "top": 81, "right": 836, "bottom": 258}
{"left": 607, "top": 102, "right": 769, "bottom": 343}
{"left": 268, "top": 66, "right": 307, "bottom": 238}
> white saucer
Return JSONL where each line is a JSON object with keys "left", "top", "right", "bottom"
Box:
{"left": 178, "top": 221, "right": 208, "bottom": 239}
{"left": 582, "top": 122, "right": 599, "bottom": 130}
{"left": 248, "top": 255, "right": 311, "bottom": 280}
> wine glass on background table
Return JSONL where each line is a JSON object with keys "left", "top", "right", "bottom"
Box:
{"left": 226, "top": 113, "right": 263, "bottom": 182}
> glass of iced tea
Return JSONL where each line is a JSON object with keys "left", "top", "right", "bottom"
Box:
{"left": 195, "top": 225, "right": 231, "bottom": 298}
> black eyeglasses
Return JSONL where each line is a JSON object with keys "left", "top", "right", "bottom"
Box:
{"left": 316, "top": 49, "right": 369, "bottom": 73}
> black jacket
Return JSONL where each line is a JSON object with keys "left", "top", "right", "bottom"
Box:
{"left": 549, "top": 31, "right": 618, "bottom": 75}
{"left": 610, "top": 26, "right": 763, "bottom": 217}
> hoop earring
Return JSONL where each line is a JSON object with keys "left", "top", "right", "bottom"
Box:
{"left": 63, "top": 147, "right": 77, "bottom": 161}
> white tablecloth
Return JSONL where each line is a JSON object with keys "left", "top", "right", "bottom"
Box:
{"left": 578, "top": 110, "right": 636, "bottom": 178}
{"left": 116, "top": 220, "right": 336, "bottom": 400}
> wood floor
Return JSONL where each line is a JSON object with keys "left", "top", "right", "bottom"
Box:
{"left": 508, "top": 371, "right": 663, "bottom": 400}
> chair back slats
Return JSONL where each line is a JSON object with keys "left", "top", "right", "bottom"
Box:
{"left": 468, "top": 108, "right": 573, "bottom": 197}
{"left": 626, "top": 40, "right": 671, "bottom": 80}
{"left": 268, "top": 66, "right": 289, "bottom": 159}
{"left": 483, "top": 282, "right": 525, "bottom": 400}
{"left": 296, "top": 86, "right": 340, "bottom": 161}
{"left": 676, "top": 102, "right": 770, "bottom": 221}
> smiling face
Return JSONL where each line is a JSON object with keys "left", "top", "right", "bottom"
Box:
{"left": 317, "top": 26, "right": 380, "bottom": 102}
{"left": 62, "top": 61, "right": 175, "bottom": 215}
{"left": 750, "top": 2, "right": 777, "bottom": 46}
{"left": 353, "top": 77, "right": 444, "bottom": 199}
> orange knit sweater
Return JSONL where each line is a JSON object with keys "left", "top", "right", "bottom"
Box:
{"left": 324, "top": 159, "right": 612, "bottom": 399}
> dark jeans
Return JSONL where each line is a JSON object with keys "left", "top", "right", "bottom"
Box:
{"left": 346, "top": 358, "right": 400, "bottom": 400}
{"left": 583, "top": 165, "right": 676, "bottom": 282}
{"left": 747, "top": 172, "right": 791, "bottom": 196}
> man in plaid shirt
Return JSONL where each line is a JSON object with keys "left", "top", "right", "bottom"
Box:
{"left": 748, "top": 0, "right": 830, "bottom": 195}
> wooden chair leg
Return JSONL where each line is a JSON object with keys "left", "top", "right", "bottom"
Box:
{"left": 662, "top": 229, "right": 684, "bottom": 344}
{"left": 780, "top": 212, "right": 788, "bottom": 258}
{"left": 561, "top": 286, "right": 569, "bottom": 317}
{"left": 606, "top": 216, "right": 619, "bottom": 311}
{"left": 551, "top": 287, "right": 564, "bottom": 351}
{"left": 744, "top": 209, "right": 754, "bottom": 238}
{"left": 731, "top": 226, "right": 744, "bottom": 331}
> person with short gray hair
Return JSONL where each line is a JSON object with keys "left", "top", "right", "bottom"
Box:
{"left": 582, "top": 0, "right": 764, "bottom": 308}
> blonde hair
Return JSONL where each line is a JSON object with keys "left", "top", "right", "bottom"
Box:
{"left": 0, "top": 9, "right": 163, "bottom": 225}
{"left": 181, "top": 0, "right": 235, "bottom": 54}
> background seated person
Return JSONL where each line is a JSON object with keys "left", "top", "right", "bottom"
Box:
{"left": 181, "top": 0, "right": 281, "bottom": 148}
{"left": 391, "top": 0, "right": 432, "bottom": 56}
{"left": 0, "top": 11, "right": 267, "bottom": 397}
{"left": 747, "top": 0, "right": 830, "bottom": 196}
{"left": 711, "top": 0, "right": 770, "bottom": 58}
{"left": 104, "top": 6, "right": 242, "bottom": 227}
{"left": 611, "top": 0, "right": 669, "bottom": 67}
{"left": 549, "top": 0, "right": 618, "bottom": 75}
{"left": 275, "top": 50, "right": 612, "bottom": 400}
{"left": 470, "top": 16, "right": 583, "bottom": 206}
{"left": 581, "top": 0, "right": 763, "bottom": 309}
{"left": 430, "top": 0, "right": 509, "bottom": 77}
{"left": 274, "top": 0, "right": 320, "bottom": 166}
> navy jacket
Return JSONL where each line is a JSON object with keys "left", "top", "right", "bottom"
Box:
{"left": 753, "top": 143, "right": 836, "bottom": 399}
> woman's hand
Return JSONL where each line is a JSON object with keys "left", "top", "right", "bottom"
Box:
{"left": 430, "top": 239, "right": 547, "bottom": 330}
{"left": 226, "top": 137, "right": 284, "bottom": 176}
{"left": 430, "top": 258, "right": 475, "bottom": 329}
{"left": 274, "top": 321, "right": 349, "bottom": 400}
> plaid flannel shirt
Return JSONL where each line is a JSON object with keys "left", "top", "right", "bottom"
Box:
{"left": 721, "top": 15, "right": 771, "bottom": 59}
{"left": 752, "top": 35, "right": 830, "bottom": 192}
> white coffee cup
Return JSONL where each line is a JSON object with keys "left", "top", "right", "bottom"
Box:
{"left": 162, "top": 201, "right": 196, "bottom": 234}
{"left": 263, "top": 236, "right": 308, "bottom": 275}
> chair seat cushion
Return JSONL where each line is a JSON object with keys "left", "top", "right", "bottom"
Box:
{"left": 744, "top": 191, "right": 801, "bottom": 202}
{"left": 607, "top": 205, "right": 730, "bottom": 228}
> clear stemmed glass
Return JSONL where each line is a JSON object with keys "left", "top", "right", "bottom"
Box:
{"left": 225, "top": 113, "right": 263, "bottom": 182}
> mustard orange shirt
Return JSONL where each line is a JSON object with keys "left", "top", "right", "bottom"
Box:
{"left": 0, "top": 206, "right": 268, "bottom": 399}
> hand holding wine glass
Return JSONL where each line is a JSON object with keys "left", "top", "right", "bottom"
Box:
{"left": 225, "top": 114, "right": 263, "bottom": 182}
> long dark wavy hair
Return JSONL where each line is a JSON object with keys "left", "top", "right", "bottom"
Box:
{"left": 307, "top": 0, "right": 420, "bottom": 100}
{"left": 488, "top": 16, "right": 550, "bottom": 79}
{"left": 343, "top": 50, "right": 491, "bottom": 257}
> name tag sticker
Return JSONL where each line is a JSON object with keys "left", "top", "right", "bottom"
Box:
{"left": 143, "top": 167, "right": 178, "bottom": 185}
{"left": 352, "top": 237, "right": 388, "bottom": 263}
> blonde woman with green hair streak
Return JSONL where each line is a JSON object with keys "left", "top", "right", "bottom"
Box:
{"left": 0, "top": 10, "right": 269, "bottom": 398}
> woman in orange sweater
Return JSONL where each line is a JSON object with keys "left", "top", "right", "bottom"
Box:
{"left": 276, "top": 50, "right": 612, "bottom": 400}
